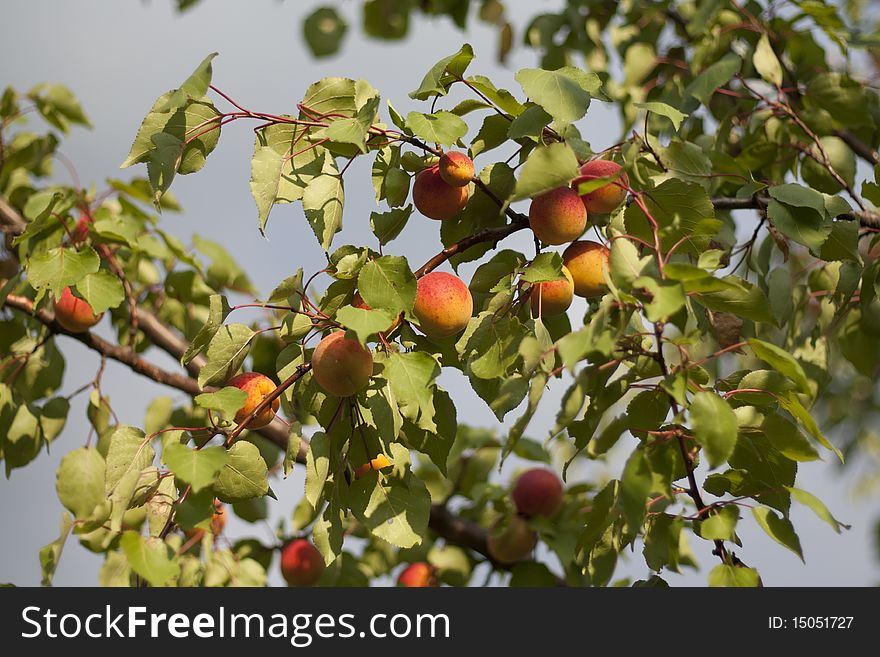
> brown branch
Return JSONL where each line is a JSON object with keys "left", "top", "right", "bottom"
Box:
{"left": 834, "top": 128, "right": 880, "bottom": 167}
{"left": 4, "top": 294, "right": 203, "bottom": 396}
{"left": 415, "top": 215, "right": 529, "bottom": 277}
{"left": 712, "top": 195, "right": 880, "bottom": 228}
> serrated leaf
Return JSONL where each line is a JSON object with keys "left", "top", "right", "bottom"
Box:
{"left": 197, "top": 324, "right": 255, "bottom": 388}
{"left": 181, "top": 294, "right": 229, "bottom": 367}
{"left": 385, "top": 352, "right": 440, "bottom": 431}
{"left": 27, "top": 246, "right": 100, "bottom": 297}
{"left": 512, "top": 142, "right": 579, "bottom": 201}
{"left": 75, "top": 270, "right": 124, "bottom": 314}
{"left": 120, "top": 532, "right": 179, "bottom": 587}
{"left": 633, "top": 101, "right": 688, "bottom": 130}
{"left": 753, "top": 33, "right": 783, "bottom": 86}
{"left": 405, "top": 111, "right": 468, "bottom": 146}
{"left": 55, "top": 448, "right": 105, "bottom": 519}
{"left": 690, "top": 391, "right": 737, "bottom": 468}
{"left": 708, "top": 564, "right": 760, "bottom": 587}
{"left": 357, "top": 255, "right": 417, "bottom": 317}
{"left": 515, "top": 67, "right": 599, "bottom": 124}
{"left": 164, "top": 444, "right": 227, "bottom": 493}
{"left": 214, "top": 440, "right": 269, "bottom": 502}
{"left": 752, "top": 506, "right": 804, "bottom": 561}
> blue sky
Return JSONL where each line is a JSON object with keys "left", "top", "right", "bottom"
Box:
{"left": 1, "top": 0, "right": 877, "bottom": 586}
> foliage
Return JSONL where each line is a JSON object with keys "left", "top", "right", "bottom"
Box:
{"left": 2, "top": 0, "right": 880, "bottom": 587}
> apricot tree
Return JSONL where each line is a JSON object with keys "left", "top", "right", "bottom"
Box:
{"left": 2, "top": 1, "right": 880, "bottom": 587}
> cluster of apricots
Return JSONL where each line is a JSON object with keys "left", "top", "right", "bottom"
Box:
{"left": 527, "top": 159, "right": 628, "bottom": 318}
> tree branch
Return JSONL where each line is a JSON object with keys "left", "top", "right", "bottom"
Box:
{"left": 712, "top": 195, "right": 880, "bottom": 228}
{"left": 834, "top": 128, "right": 880, "bottom": 167}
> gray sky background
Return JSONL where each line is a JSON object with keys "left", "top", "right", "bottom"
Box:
{"left": 1, "top": 0, "right": 877, "bottom": 586}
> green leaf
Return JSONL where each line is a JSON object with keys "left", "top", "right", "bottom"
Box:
{"left": 384, "top": 352, "right": 440, "bottom": 431}
{"left": 303, "top": 6, "right": 348, "bottom": 58}
{"left": 511, "top": 142, "right": 579, "bottom": 201}
{"left": 624, "top": 178, "right": 718, "bottom": 254}
{"left": 619, "top": 446, "right": 652, "bottom": 533}
{"left": 693, "top": 276, "right": 775, "bottom": 324}
{"left": 303, "top": 168, "right": 344, "bottom": 251}
{"left": 157, "top": 52, "right": 217, "bottom": 111}
{"left": 120, "top": 532, "right": 180, "bottom": 587}
{"left": 39, "top": 514, "right": 72, "bottom": 586}
{"left": 357, "top": 255, "right": 417, "bottom": 318}
{"left": 521, "top": 252, "right": 565, "bottom": 283}
{"left": 633, "top": 101, "right": 688, "bottom": 130}
{"left": 27, "top": 246, "right": 100, "bottom": 297}
{"left": 405, "top": 111, "right": 468, "bottom": 146}
{"left": 104, "top": 425, "right": 154, "bottom": 494}
{"left": 347, "top": 449, "right": 430, "bottom": 549}
{"left": 410, "top": 43, "right": 474, "bottom": 100}
{"left": 514, "top": 67, "right": 599, "bottom": 124}
{"left": 464, "top": 315, "right": 524, "bottom": 380}
{"left": 402, "top": 388, "right": 456, "bottom": 475}
{"left": 610, "top": 237, "right": 650, "bottom": 289}
{"left": 370, "top": 206, "right": 412, "bottom": 245}
{"left": 699, "top": 506, "right": 739, "bottom": 541}
{"left": 74, "top": 270, "right": 124, "bottom": 314}
{"left": 163, "top": 443, "right": 227, "bottom": 493}
{"left": 786, "top": 487, "right": 847, "bottom": 533}
{"left": 690, "top": 391, "right": 737, "bottom": 468}
{"left": 193, "top": 386, "right": 247, "bottom": 419}
{"left": 752, "top": 506, "right": 804, "bottom": 561}
{"left": 305, "top": 431, "right": 331, "bottom": 508}
{"left": 55, "top": 448, "right": 105, "bottom": 519}
{"left": 708, "top": 564, "right": 760, "bottom": 587}
{"left": 122, "top": 93, "right": 221, "bottom": 178}
{"left": 634, "top": 277, "right": 686, "bottom": 322}
{"left": 686, "top": 53, "right": 742, "bottom": 104}
{"left": 753, "top": 33, "right": 783, "bottom": 86}
{"left": 761, "top": 413, "right": 819, "bottom": 462}
{"left": 181, "top": 294, "right": 230, "bottom": 367}
{"left": 766, "top": 199, "right": 830, "bottom": 251}
{"left": 197, "top": 324, "right": 255, "bottom": 388}
{"left": 748, "top": 339, "right": 810, "bottom": 394}
{"left": 818, "top": 220, "right": 860, "bottom": 262}
{"left": 508, "top": 105, "right": 552, "bottom": 140}
{"left": 336, "top": 306, "right": 395, "bottom": 344}
{"left": 214, "top": 440, "right": 269, "bottom": 502}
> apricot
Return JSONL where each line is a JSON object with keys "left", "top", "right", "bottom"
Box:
{"left": 353, "top": 291, "right": 402, "bottom": 334}
{"left": 412, "top": 165, "right": 470, "bottom": 220}
{"left": 562, "top": 241, "right": 610, "bottom": 298}
{"left": 412, "top": 271, "right": 473, "bottom": 338}
{"left": 311, "top": 331, "right": 374, "bottom": 397}
{"left": 486, "top": 514, "right": 537, "bottom": 564}
{"left": 227, "top": 372, "right": 280, "bottom": 429}
{"left": 528, "top": 187, "right": 587, "bottom": 245}
{"left": 571, "top": 159, "right": 629, "bottom": 214}
{"left": 438, "top": 151, "right": 474, "bottom": 187}
{"left": 53, "top": 286, "right": 103, "bottom": 333}
{"left": 184, "top": 500, "right": 226, "bottom": 542}
{"left": 354, "top": 453, "right": 392, "bottom": 479}
{"left": 397, "top": 562, "right": 438, "bottom": 587}
{"left": 529, "top": 266, "right": 574, "bottom": 317}
{"left": 280, "top": 539, "right": 324, "bottom": 587}
{"left": 512, "top": 469, "right": 564, "bottom": 517}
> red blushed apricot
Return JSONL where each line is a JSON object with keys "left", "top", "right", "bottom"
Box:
{"left": 311, "top": 331, "right": 374, "bottom": 397}
{"left": 53, "top": 286, "right": 103, "bottom": 333}
{"left": 512, "top": 469, "right": 564, "bottom": 517}
{"left": 413, "top": 271, "right": 473, "bottom": 338}
{"left": 528, "top": 187, "right": 587, "bottom": 245}
{"left": 281, "top": 539, "right": 324, "bottom": 587}
{"left": 412, "top": 165, "right": 470, "bottom": 220}
{"left": 529, "top": 266, "right": 574, "bottom": 317}
{"left": 562, "top": 240, "right": 610, "bottom": 298}
{"left": 486, "top": 515, "right": 537, "bottom": 564}
{"left": 438, "top": 151, "right": 474, "bottom": 187}
{"left": 227, "top": 372, "right": 281, "bottom": 429}
{"left": 397, "top": 562, "right": 438, "bottom": 587}
{"left": 353, "top": 292, "right": 402, "bottom": 334}
{"left": 571, "top": 159, "right": 629, "bottom": 215}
